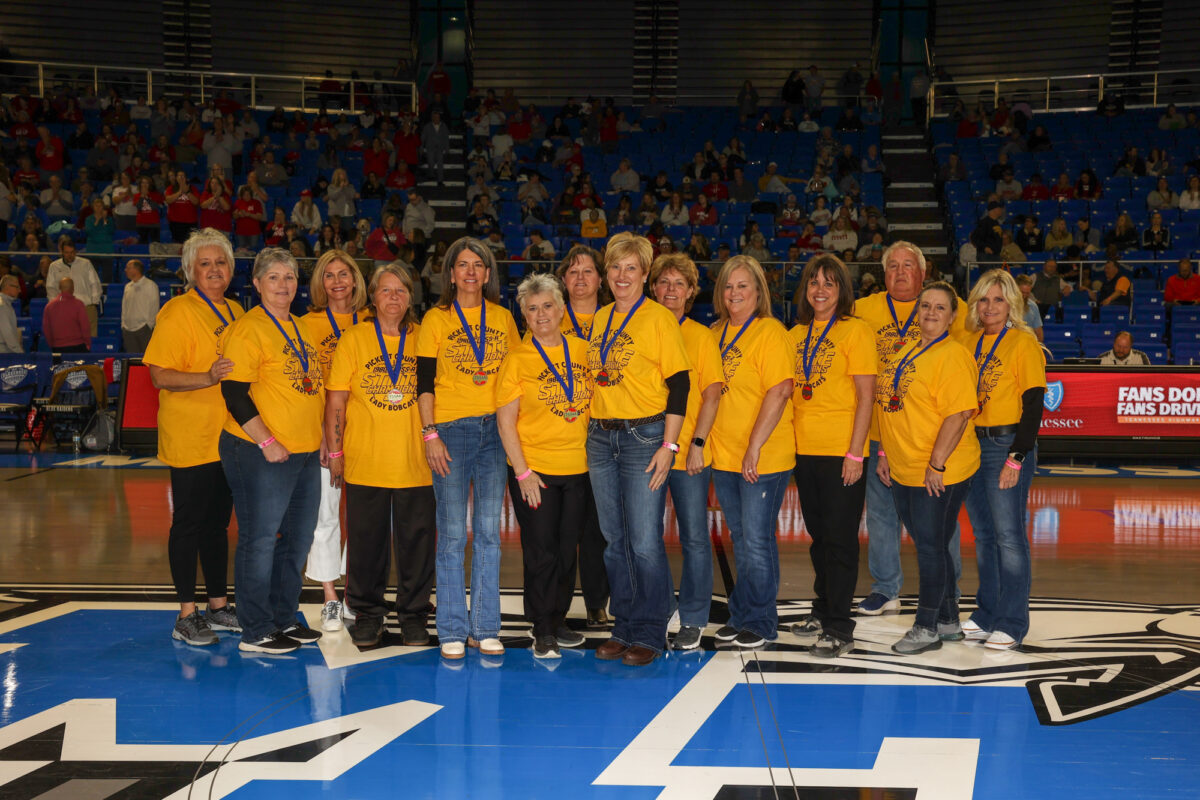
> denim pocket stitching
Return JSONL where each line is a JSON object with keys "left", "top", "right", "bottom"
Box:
{"left": 628, "top": 422, "right": 665, "bottom": 445}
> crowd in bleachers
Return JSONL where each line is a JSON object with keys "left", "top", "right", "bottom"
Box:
{"left": 933, "top": 98, "right": 1200, "bottom": 364}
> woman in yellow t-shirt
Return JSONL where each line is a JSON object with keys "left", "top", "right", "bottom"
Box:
{"left": 415, "top": 237, "right": 520, "bottom": 660}
{"left": 707, "top": 255, "right": 795, "bottom": 650}
{"left": 218, "top": 246, "right": 326, "bottom": 655}
{"left": 586, "top": 232, "right": 691, "bottom": 667}
{"left": 648, "top": 252, "right": 723, "bottom": 651}
{"left": 556, "top": 244, "right": 610, "bottom": 627}
{"left": 325, "top": 263, "right": 434, "bottom": 649}
{"left": 875, "top": 281, "right": 980, "bottom": 656}
{"left": 496, "top": 273, "right": 593, "bottom": 659}
{"left": 300, "top": 249, "right": 367, "bottom": 634}
{"left": 143, "top": 228, "right": 242, "bottom": 647}
{"left": 787, "top": 254, "right": 876, "bottom": 658}
{"left": 963, "top": 270, "right": 1046, "bottom": 650}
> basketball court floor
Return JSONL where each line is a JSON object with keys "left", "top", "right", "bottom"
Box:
{"left": 0, "top": 453, "right": 1197, "bottom": 799}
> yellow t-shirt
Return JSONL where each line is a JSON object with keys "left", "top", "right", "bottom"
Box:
{"left": 674, "top": 317, "right": 724, "bottom": 470}
{"left": 854, "top": 291, "right": 969, "bottom": 440}
{"left": 970, "top": 327, "right": 1047, "bottom": 427}
{"left": 496, "top": 335, "right": 593, "bottom": 475}
{"left": 416, "top": 300, "right": 521, "bottom": 424}
{"left": 326, "top": 320, "right": 431, "bottom": 488}
{"left": 587, "top": 298, "right": 691, "bottom": 420}
{"left": 562, "top": 306, "right": 596, "bottom": 340}
{"left": 709, "top": 316, "right": 796, "bottom": 474}
{"left": 789, "top": 316, "right": 877, "bottom": 458}
{"left": 302, "top": 308, "right": 363, "bottom": 384}
{"left": 143, "top": 289, "right": 244, "bottom": 468}
{"left": 875, "top": 337, "right": 980, "bottom": 487}
{"left": 220, "top": 306, "right": 324, "bottom": 453}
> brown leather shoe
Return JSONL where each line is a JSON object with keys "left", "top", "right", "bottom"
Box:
{"left": 621, "top": 645, "right": 658, "bottom": 666}
{"left": 594, "top": 638, "right": 629, "bottom": 660}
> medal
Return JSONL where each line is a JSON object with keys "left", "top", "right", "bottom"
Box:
{"left": 533, "top": 335, "right": 577, "bottom": 419}
{"left": 893, "top": 340, "right": 905, "bottom": 353}
{"left": 802, "top": 383, "right": 813, "bottom": 400}
{"left": 374, "top": 317, "right": 408, "bottom": 405}
{"left": 886, "top": 294, "right": 919, "bottom": 349}
{"left": 453, "top": 299, "right": 491, "bottom": 385}
{"left": 473, "top": 369, "right": 489, "bottom": 386}
{"left": 564, "top": 407, "right": 579, "bottom": 422}
{"left": 973, "top": 327, "right": 1009, "bottom": 413}
{"left": 888, "top": 394, "right": 900, "bottom": 411}
{"left": 387, "top": 389, "right": 405, "bottom": 404}
{"left": 262, "top": 306, "right": 313, "bottom": 393}
{"left": 799, "top": 315, "right": 836, "bottom": 400}
{"left": 302, "top": 376, "right": 313, "bottom": 392}
{"left": 596, "top": 295, "right": 645, "bottom": 385}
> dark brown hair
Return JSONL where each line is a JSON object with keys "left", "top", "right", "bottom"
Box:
{"left": 792, "top": 253, "right": 856, "bottom": 325}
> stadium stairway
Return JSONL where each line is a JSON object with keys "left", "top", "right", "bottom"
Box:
{"left": 881, "top": 124, "right": 951, "bottom": 272}
{"left": 424, "top": 131, "right": 468, "bottom": 240}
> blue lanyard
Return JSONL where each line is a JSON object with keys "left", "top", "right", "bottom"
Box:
{"left": 886, "top": 294, "right": 919, "bottom": 342}
{"left": 326, "top": 307, "right": 358, "bottom": 340}
{"left": 598, "top": 295, "right": 644, "bottom": 366}
{"left": 532, "top": 335, "right": 574, "bottom": 404}
{"left": 974, "top": 327, "right": 1008, "bottom": 402}
{"left": 374, "top": 317, "right": 407, "bottom": 387}
{"left": 719, "top": 314, "right": 756, "bottom": 359}
{"left": 194, "top": 288, "right": 235, "bottom": 327}
{"left": 262, "top": 307, "right": 310, "bottom": 375}
{"left": 566, "top": 304, "right": 591, "bottom": 340}
{"left": 801, "top": 316, "right": 837, "bottom": 383}
{"left": 892, "top": 332, "right": 948, "bottom": 397}
{"left": 453, "top": 299, "right": 487, "bottom": 368}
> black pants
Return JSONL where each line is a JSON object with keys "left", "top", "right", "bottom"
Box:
{"left": 793, "top": 454, "right": 865, "bottom": 641}
{"left": 577, "top": 474, "right": 609, "bottom": 608}
{"left": 168, "top": 461, "right": 233, "bottom": 604}
{"left": 138, "top": 225, "right": 160, "bottom": 244}
{"left": 509, "top": 468, "right": 589, "bottom": 636}
{"left": 169, "top": 222, "right": 193, "bottom": 244}
{"left": 344, "top": 482, "right": 436, "bottom": 622}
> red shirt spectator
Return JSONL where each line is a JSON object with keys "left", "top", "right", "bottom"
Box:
{"left": 10, "top": 120, "right": 36, "bottom": 142}
{"left": 796, "top": 228, "right": 823, "bottom": 251}
{"left": 386, "top": 166, "right": 416, "bottom": 190}
{"left": 702, "top": 179, "right": 729, "bottom": 201}
{"left": 199, "top": 188, "right": 232, "bottom": 232}
{"left": 1022, "top": 183, "right": 1051, "bottom": 201}
{"left": 600, "top": 113, "right": 619, "bottom": 146}
{"left": 956, "top": 117, "right": 980, "bottom": 138}
{"left": 166, "top": 182, "right": 199, "bottom": 224}
{"left": 13, "top": 165, "right": 40, "bottom": 188}
{"left": 393, "top": 129, "right": 420, "bottom": 167}
{"left": 363, "top": 143, "right": 390, "bottom": 181}
{"left": 264, "top": 214, "right": 288, "bottom": 246}
{"left": 42, "top": 291, "right": 91, "bottom": 350}
{"left": 508, "top": 116, "right": 531, "bottom": 143}
{"left": 426, "top": 65, "right": 452, "bottom": 99}
{"left": 9, "top": 91, "right": 38, "bottom": 119}
{"left": 1165, "top": 263, "right": 1200, "bottom": 304}
{"left": 689, "top": 201, "right": 718, "bottom": 226}
{"left": 366, "top": 220, "right": 407, "bottom": 261}
{"left": 312, "top": 115, "right": 333, "bottom": 135}
{"left": 134, "top": 190, "right": 163, "bottom": 227}
{"left": 1050, "top": 183, "right": 1075, "bottom": 200}
{"left": 213, "top": 93, "right": 241, "bottom": 116}
{"left": 148, "top": 143, "right": 176, "bottom": 164}
{"left": 36, "top": 133, "right": 65, "bottom": 172}
{"left": 233, "top": 197, "right": 264, "bottom": 237}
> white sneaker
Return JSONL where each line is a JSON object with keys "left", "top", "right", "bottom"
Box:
{"left": 320, "top": 601, "right": 344, "bottom": 632}
{"left": 963, "top": 620, "right": 990, "bottom": 641}
{"left": 469, "top": 636, "right": 505, "bottom": 656}
{"left": 440, "top": 641, "right": 466, "bottom": 659}
{"left": 341, "top": 603, "right": 356, "bottom": 622}
{"left": 984, "top": 631, "right": 1018, "bottom": 650}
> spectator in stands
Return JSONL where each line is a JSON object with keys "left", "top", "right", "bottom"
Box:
{"left": 386, "top": 159, "right": 416, "bottom": 192}
{"left": 739, "top": 232, "right": 769, "bottom": 263}
{"left": 657, "top": 192, "right": 685, "bottom": 227}
{"left": 1071, "top": 216, "right": 1102, "bottom": 256}
{"left": 1096, "top": 93, "right": 1125, "bottom": 118}
{"left": 735, "top": 80, "right": 761, "bottom": 122}
{"left": 1142, "top": 210, "right": 1172, "bottom": 253}
{"left": 231, "top": 186, "right": 265, "bottom": 250}
{"left": 1074, "top": 169, "right": 1101, "bottom": 200}
{"left": 522, "top": 230, "right": 555, "bottom": 261}
{"left": 1031, "top": 258, "right": 1070, "bottom": 308}
{"left": 1157, "top": 103, "right": 1185, "bottom": 130}
{"left": 823, "top": 215, "right": 858, "bottom": 254}
{"left": 580, "top": 202, "right": 607, "bottom": 238}
{"left": 1015, "top": 216, "right": 1044, "bottom": 253}
{"left": 1105, "top": 212, "right": 1139, "bottom": 251}
{"left": 757, "top": 162, "right": 788, "bottom": 194}
{"left": 956, "top": 108, "right": 981, "bottom": 139}
{"left": 248, "top": 150, "right": 283, "bottom": 188}
{"left": 1146, "top": 147, "right": 1171, "bottom": 177}
{"left": 0, "top": 274, "right": 21, "bottom": 352}
{"left": 42, "top": 277, "right": 91, "bottom": 352}
{"left": 1165, "top": 258, "right": 1200, "bottom": 305}
{"left": 857, "top": 230, "right": 886, "bottom": 263}
{"left": 1114, "top": 146, "right": 1146, "bottom": 177}
{"left": 1092, "top": 259, "right": 1132, "bottom": 307}
{"left": 518, "top": 173, "right": 550, "bottom": 205}
{"left": 466, "top": 200, "right": 497, "bottom": 238}
{"left": 804, "top": 65, "right": 826, "bottom": 112}
{"left": 39, "top": 174, "right": 74, "bottom": 218}
{"left": 687, "top": 192, "right": 716, "bottom": 227}
{"left": 609, "top": 158, "right": 640, "bottom": 193}
{"left": 998, "top": 232, "right": 1025, "bottom": 265}
{"left": 1099, "top": 331, "right": 1149, "bottom": 365}
{"left": 201, "top": 116, "right": 236, "bottom": 176}
{"left": 995, "top": 169, "right": 1022, "bottom": 201}
{"left": 34, "top": 125, "right": 65, "bottom": 181}
{"left": 1178, "top": 175, "right": 1200, "bottom": 211}
{"left": 365, "top": 214, "right": 406, "bottom": 262}
{"left": 1147, "top": 177, "right": 1178, "bottom": 211}
{"left": 776, "top": 194, "right": 805, "bottom": 236}
{"left": 119, "top": 258, "right": 159, "bottom": 352}
{"left": 291, "top": 189, "right": 322, "bottom": 235}
{"left": 1021, "top": 173, "right": 1050, "bottom": 201}
{"left": 165, "top": 170, "right": 200, "bottom": 243}
{"left": 421, "top": 110, "right": 450, "bottom": 186}
{"left": 1013, "top": 274, "right": 1044, "bottom": 341}
{"left": 971, "top": 201, "right": 1005, "bottom": 256}
{"left": 84, "top": 197, "right": 115, "bottom": 256}
{"left": 325, "top": 169, "right": 359, "bottom": 236}
{"left": 46, "top": 236, "right": 101, "bottom": 333}
{"left": 402, "top": 189, "right": 435, "bottom": 243}
{"left": 198, "top": 176, "right": 232, "bottom": 234}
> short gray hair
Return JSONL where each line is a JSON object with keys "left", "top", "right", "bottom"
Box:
{"left": 881, "top": 240, "right": 928, "bottom": 275}
{"left": 253, "top": 246, "right": 299, "bottom": 280}
{"left": 516, "top": 272, "right": 564, "bottom": 311}
{"left": 181, "top": 228, "right": 235, "bottom": 286}
{"left": 0, "top": 275, "right": 18, "bottom": 292}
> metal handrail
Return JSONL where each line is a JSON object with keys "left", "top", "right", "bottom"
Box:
{"left": 964, "top": 257, "right": 1181, "bottom": 293}
{"left": 0, "top": 58, "right": 417, "bottom": 115}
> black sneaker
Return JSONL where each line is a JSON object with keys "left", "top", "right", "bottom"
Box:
{"left": 401, "top": 618, "right": 431, "bottom": 646}
{"left": 280, "top": 623, "right": 322, "bottom": 644}
{"left": 714, "top": 625, "right": 738, "bottom": 642}
{"left": 555, "top": 625, "right": 585, "bottom": 648}
{"left": 811, "top": 634, "right": 854, "bottom": 658}
{"left": 734, "top": 630, "right": 766, "bottom": 649}
{"left": 205, "top": 604, "right": 241, "bottom": 632}
{"left": 172, "top": 611, "right": 218, "bottom": 646}
{"left": 671, "top": 625, "right": 703, "bottom": 650}
{"left": 533, "top": 635, "right": 561, "bottom": 659}
{"left": 239, "top": 631, "right": 300, "bottom": 654}
{"left": 790, "top": 614, "right": 822, "bottom": 637}
{"left": 349, "top": 617, "right": 384, "bottom": 647}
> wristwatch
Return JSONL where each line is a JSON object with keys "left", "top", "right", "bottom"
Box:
{"left": 1008, "top": 451, "right": 1026, "bottom": 464}
{"left": 421, "top": 424, "right": 438, "bottom": 435}
{"left": 692, "top": 437, "right": 706, "bottom": 448}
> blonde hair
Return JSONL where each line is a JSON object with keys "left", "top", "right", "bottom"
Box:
{"left": 966, "top": 269, "right": 1032, "bottom": 333}
{"left": 648, "top": 252, "right": 700, "bottom": 311}
{"left": 181, "top": 227, "right": 235, "bottom": 288}
{"left": 602, "top": 231, "right": 653, "bottom": 276}
{"left": 713, "top": 255, "right": 774, "bottom": 321}
{"left": 308, "top": 248, "right": 367, "bottom": 312}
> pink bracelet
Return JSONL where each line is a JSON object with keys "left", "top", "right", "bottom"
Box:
{"left": 1004, "top": 459, "right": 1022, "bottom": 471}
{"left": 423, "top": 431, "right": 440, "bottom": 442}
{"left": 516, "top": 468, "right": 533, "bottom": 481}
{"left": 257, "top": 436, "right": 275, "bottom": 449}
{"left": 844, "top": 452, "right": 864, "bottom": 463}
{"left": 327, "top": 450, "right": 343, "bottom": 459}
{"left": 661, "top": 442, "right": 680, "bottom": 453}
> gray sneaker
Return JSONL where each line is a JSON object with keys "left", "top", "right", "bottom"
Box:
{"left": 205, "top": 605, "right": 241, "bottom": 632}
{"left": 938, "top": 621, "right": 964, "bottom": 641}
{"left": 173, "top": 611, "right": 218, "bottom": 646}
{"left": 811, "top": 634, "right": 854, "bottom": 658}
{"left": 672, "top": 625, "right": 703, "bottom": 650}
{"left": 321, "top": 601, "right": 344, "bottom": 632}
{"left": 891, "top": 626, "right": 943, "bottom": 655}
{"left": 790, "top": 614, "right": 822, "bottom": 637}
{"left": 555, "top": 625, "right": 586, "bottom": 648}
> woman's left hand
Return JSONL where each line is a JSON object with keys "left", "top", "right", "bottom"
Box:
{"left": 924, "top": 466, "right": 946, "bottom": 497}
{"left": 741, "top": 445, "right": 762, "bottom": 484}
{"left": 841, "top": 455, "right": 863, "bottom": 485}
{"left": 645, "top": 447, "right": 674, "bottom": 491}
{"left": 998, "top": 463, "right": 1020, "bottom": 490}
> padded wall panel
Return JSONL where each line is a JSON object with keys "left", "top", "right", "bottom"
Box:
{"left": 0, "top": 1, "right": 163, "bottom": 68}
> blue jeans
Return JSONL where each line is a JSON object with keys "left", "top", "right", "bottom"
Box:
{"left": 712, "top": 469, "right": 791, "bottom": 640}
{"left": 431, "top": 414, "right": 506, "bottom": 644}
{"left": 891, "top": 478, "right": 973, "bottom": 631}
{"left": 219, "top": 432, "right": 320, "bottom": 642}
{"left": 667, "top": 466, "right": 713, "bottom": 628}
{"left": 586, "top": 419, "right": 672, "bottom": 652}
{"left": 965, "top": 433, "right": 1036, "bottom": 642}
{"left": 866, "top": 439, "right": 962, "bottom": 598}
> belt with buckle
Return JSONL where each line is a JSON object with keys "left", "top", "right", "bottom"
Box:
{"left": 975, "top": 424, "right": 1018, "bottom": 438}
{"left": 593, "top": 413, "right": 665, "bottom": 431}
